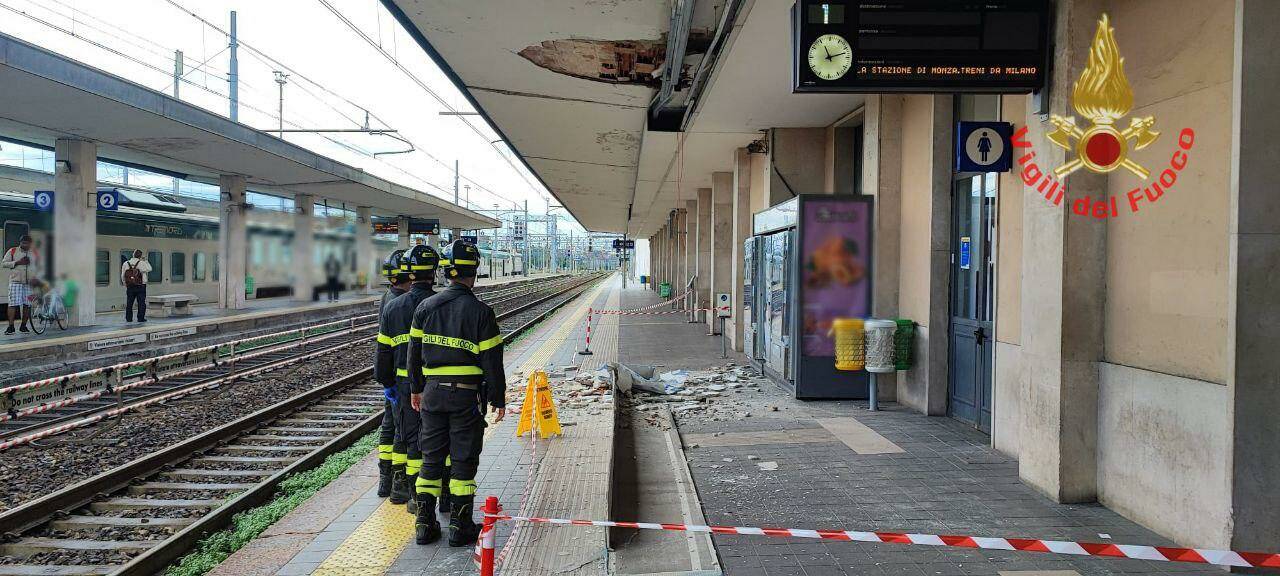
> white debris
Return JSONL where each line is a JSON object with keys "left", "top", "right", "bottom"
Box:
{"left": 757, "top": 461, "right": 779, "bottom": 471}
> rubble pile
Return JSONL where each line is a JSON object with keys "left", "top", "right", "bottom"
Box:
{"left": 626, "top": 363, "right": 770, "bottom": 422}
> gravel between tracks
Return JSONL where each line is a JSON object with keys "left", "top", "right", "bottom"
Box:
{"left": 0, "top": 348, "right": 374, "bottom": 513}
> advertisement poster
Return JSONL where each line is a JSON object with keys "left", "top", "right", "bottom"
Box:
{"left": 800, "top": 198, "right": 872, "bottom": 357}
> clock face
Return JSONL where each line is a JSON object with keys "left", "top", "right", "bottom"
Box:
{"left": 807, "top": 34, "right": 853, "bottom": 81}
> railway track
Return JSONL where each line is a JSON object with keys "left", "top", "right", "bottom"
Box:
{"left": 0, "top": 274, "right": 597, "bottom": 449}
{"left": 0, "top": 271, "right": 610, "bottom": 576}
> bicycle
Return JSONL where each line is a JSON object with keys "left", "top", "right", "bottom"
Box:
{"left": 27, "top": 283, "right": 68, "bottom": 334}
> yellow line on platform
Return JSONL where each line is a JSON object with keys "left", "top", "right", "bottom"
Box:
{"left": 311, "top": 500, "right": 416, "bottom": 576}
{"left": 516, "top": 276, "right": 613, "bottom": 375}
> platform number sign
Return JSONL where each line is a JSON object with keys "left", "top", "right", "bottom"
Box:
{"left": 97, "top": 189, "right": 119, "bottom": 211}
{"left": 33, "top": 190, "right": 53, "bottom": 212}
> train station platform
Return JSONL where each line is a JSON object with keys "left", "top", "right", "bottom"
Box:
{"left": 0, "top": 273, "right": 559, "bottom": 384}
{"left": 207, "top": 281, "right": 1207, "bottom": 576}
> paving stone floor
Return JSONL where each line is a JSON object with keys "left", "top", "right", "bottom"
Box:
{"left": 616, "top": 286, "right": 1221, "bottom": 576}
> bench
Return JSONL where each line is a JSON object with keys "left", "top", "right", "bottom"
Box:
{"left": 147, "top": 294, "right": 198, "bottom": 317}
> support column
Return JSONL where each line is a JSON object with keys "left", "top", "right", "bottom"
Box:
{"left": 863, "top": 95, "right": 903, "bottom": 400}
{"left": 1229, "top": 0, "right": 1280, "bottom": 553}
{"left": 683, "top": 202, "right": 696, "bottom": 305}
{"left": 1018, "top": 0, "right": 1106, "bottom": 503}
{"left": 450, "top": 227, "right": 462, "bottom": 244}
{"left": 356, "top": 206, "right": 374, "bottom": 294}
{"left": 708, "top": 176, "right": 732, "bottom": 333}
{"left": 292, "top": 194, "right": 314, "bottom": 301}
{"left": 674, "top": 209, "right": 688, "bottom": 299}
{"left": 729, "top": 148, "right": 753, "bottom": 350}
{"left": 397, "top": 216, "right": 410, "bottom": 249}
{"left": 695, "top": 190, "right": 712, "bottom": 319}
{"left": 53, "top": 139, "right": 96, "bottom": 327}
{"left": 218, "top": 175, "right": 248, "bottom": 308}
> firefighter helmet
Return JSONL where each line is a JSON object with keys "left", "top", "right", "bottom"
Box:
{"left": 383, "top": 249, "right": 408, "bottom": 282}
{"left": 440, "top": 239, "right": 481, "bottom": 279}
{"left": 401, "top": 244, "right": 440, "bottom": 282}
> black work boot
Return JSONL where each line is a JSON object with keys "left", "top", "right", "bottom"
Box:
{"left": 388, "top": 466, "right": 411, "bottom": 505}
{"left": 448, "top": 495, "right": 480, "bottom": 547}
{"left": 402, "top": 472, "right": 419, "bottom": 514}
{"left": 377, "top": 460, "right": 394, "bottom": 498}
{"left": 414, "top": 493, "right": 442, "bottom": 545}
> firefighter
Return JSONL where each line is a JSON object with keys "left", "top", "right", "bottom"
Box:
{"left": 375, "top": 249, "right": 408, "bottom": 498}
{"left": 408, "top": 240, "right": 506, "bottom": 546}
{"left": 376, "top": 245, "right": 439, "bottom": 512}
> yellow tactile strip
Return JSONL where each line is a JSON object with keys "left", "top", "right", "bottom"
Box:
{"left": 311, "top": 500, "right": 416, "bottom": 576}
{"left": 308, "top": 276, "right": 615, "bottom": 575}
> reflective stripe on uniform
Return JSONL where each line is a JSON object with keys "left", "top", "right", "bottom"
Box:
{"left": 422, "top": 365, "right": 484, "bottom": 376}
{"left": 440, "top": 259, "right": 478, "bottom": 266}
{"left": 477, "top": 334, "right": 503, "bottom": 351}
{"left": 410, "top": 264, "right": 435, "bottom": 270}
{"left": 377, "top": 444, "right": 393, "bottom": 461}
{"left": 449, "top": 478, "right": 477, "bottom": 496}
{"left": 406, "top": 458, "right": 423, "bottom": 476}
{"left": 392, "top": 452, "right": 407, "bottom": 466}
{"left": 395, "top": 368, "right": 408, "bottom": 377}
{"left": 415, "top": 476, "right": 442, "bottom": 496}
{"left": 420, "top": 333, "right": 479, "bottom": 354}
{"left": 409, "top": 327, "right": 424, "bottom": 339}
{"left": 377, "top": 332, "right": 411, "bottom": 347}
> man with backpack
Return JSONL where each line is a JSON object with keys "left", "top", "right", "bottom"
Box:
{"left": 121, "top": 250, "right": 153, "bottom": 323}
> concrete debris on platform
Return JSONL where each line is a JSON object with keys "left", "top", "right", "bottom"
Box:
{"left": 620, "top": 362, "right": 774, "bottom": 423}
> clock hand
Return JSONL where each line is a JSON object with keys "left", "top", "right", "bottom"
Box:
{"left": 824, "top": 46, "right": 833, "bottom": 60}
{"left": 830, "top": 52, "right": 848, "bottom": 59}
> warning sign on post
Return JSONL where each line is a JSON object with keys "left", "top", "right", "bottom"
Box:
{"left": 515, "top": 371, "right": 562, "bottom": 439}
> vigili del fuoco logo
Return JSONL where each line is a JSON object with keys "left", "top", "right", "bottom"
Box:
{"left": 1014, "top": 14, "right": 1196, "bottom": 219}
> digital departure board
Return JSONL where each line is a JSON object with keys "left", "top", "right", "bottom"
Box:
{"left": 793, "top": 0, "right": 1051, "bottom": 93}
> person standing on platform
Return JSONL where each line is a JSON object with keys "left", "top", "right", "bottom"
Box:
{"left": 324, "top": 253, "right": 342, "bottom": 302}
{"left": 376, "top": 245, "right": 440, "bottom": 513}
{"left": 408, "top": 240, "right": 506, "bottom": 546}
{"left": 2, "top": 235, "right": 39, "bottom": 334}
{"left": 120, "top": 249, "right": 152, "bottom": 324}
{"left": 375, "top": 249, "right": 408, "bottom": 498}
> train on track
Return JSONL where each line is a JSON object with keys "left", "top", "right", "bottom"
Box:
{"left": 0, "top": 186, "right": 523, "bottom": 313}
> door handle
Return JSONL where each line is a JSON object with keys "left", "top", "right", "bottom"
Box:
{"left": 973, "top": 327, "right": 985, "bottom": 344}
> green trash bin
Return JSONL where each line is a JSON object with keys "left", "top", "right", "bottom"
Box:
{"left": 658, "top": 282, "right": 672, "bottom": 298}
{"left": 245, "top": 275, "right": 255, "bottom": 297}
{"left": 893, "top": 319, "right": 915, "bottom": 370}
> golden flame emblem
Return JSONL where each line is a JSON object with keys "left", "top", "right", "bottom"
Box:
{"left": 1047, "top": 14, "right": 1159, "bottom": 178}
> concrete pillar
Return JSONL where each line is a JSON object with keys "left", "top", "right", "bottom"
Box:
{"left": 863, "top": 95, "right": 903, "bottom": 401}
{"left": 1228, "top": 0, "right": 1280, "bottom": 553}
{"left": 450, "top": 227, "right": 462, "bottom": 244}
{"left": 356, "top": 206, "right": 374, "bottom": 294}
{"left": 708, "top": 175, "right": 732, "bottom": 333}
{"left": 53, "top": 139, "right": 96, "bottom": 327}
{"left": 218, "top": 175, "right": 248, "bottom": 308}
{"left": 397, "top": 216, "right": 410, "bottom": 249}
{"left": 729, "top": 148, "right": 753, "bottom": 351}
{"left": 1017, "top": 0, "right": 1107, "bottom": 503}
{"left": 683, "top": 201, "right": 696, "bottom": 304}
{"left": 292, "top": 194, "right": 314, "bottom": 301}
{"left": 769, "top": 128, "right": 827, "bottom": 196}
{"left": 674, "top": 209, "right": 687, "bottom": 298}
{"left": 695, "top": 189, "right": 712, "bottom": 319}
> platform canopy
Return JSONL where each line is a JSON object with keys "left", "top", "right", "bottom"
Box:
{"left": 0, "top": 32, "right": 499, "bottom": 231}
{"left": 384, "top": 0, "right": 863, "bottom": 237}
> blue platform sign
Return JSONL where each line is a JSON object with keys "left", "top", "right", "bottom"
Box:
{"left": 461, "top": 235, "right": 478, "bottom": 245}
{"left": 959, "top": 236, "right": 972, "bottom": 270}
{"left": 956, "top": 121, "right": 1014, "bottom": 173}
{"left": 96, "top": 189, "right": 119, "bottom": 211}
{"left": 33, "top": 190, "right": 53, "bottom": 212}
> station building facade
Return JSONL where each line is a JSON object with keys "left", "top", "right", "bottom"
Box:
{"left": 645, "top": 0, "right": 1277, "bottom": 555}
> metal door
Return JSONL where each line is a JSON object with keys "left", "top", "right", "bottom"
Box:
{"left": 948, "top": 172, "right": 996, "bottom": 432}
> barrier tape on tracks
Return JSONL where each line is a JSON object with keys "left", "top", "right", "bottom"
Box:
{"left": 482, "top": 513, "right": 1280, "bottom": 569}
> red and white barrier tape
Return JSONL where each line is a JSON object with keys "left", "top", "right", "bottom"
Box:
{"left": 483, "top": 514, "right": 1280, "bottom": 568}
{"left": 591, "top": 290, "right": 690, "bottom": 315}
{"left": 596, "top": 308, "right": 710, "bottom": 316}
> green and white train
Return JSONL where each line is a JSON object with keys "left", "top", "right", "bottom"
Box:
{"left": 0, "top": 188, "right": 522, "bottom": 313}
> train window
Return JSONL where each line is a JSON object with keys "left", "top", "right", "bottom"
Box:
{"left": 213, "top": 254, "right": 219, "bottom": 281}
{"left": 171, "top": 252, "right": 186, "bottom": 283}
{"left": 193, "top": 252, "right": 207, "bottom": 282}
{"left": 3, "top": 222, "right": 29, "bottom": 253}
{"left": 252, "top": 239, "right": 264, "bottom": 267}
{"left": 119, "top": 250, "right": 134, "bottom": 285}
{"left": 95, "top": 250, "right": 110, "bottom": 286}
{"left": 147, "top": 251, "right": 163, "bottom": 283}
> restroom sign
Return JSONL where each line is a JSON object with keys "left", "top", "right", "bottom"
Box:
{"left": 956, "top": 122, "right": 1014, "bottom": 173}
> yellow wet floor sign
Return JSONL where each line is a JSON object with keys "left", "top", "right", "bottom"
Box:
{"left": 515, "top": 370, "right": 562, "bottom": 438}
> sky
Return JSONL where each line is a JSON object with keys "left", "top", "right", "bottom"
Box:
{"left": 0, "top": 0, "right": 585, "bottom": 233}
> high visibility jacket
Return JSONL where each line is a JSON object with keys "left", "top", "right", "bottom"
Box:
{"left": 375, "top": 283, "right": 434, "bottom": 387}
{"left": 373, "top": 286, "right": 406, "bottom": 380}
{"left": 407, "top": 283, "right": 506, "bottom": 409}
